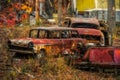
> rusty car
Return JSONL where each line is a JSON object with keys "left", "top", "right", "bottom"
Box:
{"left": 7, "top": 27, "right": 87, "bottom": 59}
{"left": 70, "top": 46, "right": 120, "bottom": 74}
{"left": 62, "top": 17, "right": 120, "bottom": 74}
{"left": 62, "top": 17, "right": 109, "bottom": 46}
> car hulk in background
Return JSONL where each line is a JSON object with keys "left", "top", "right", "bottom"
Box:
{"left": 8, "top": 27, "right": 87, "bottom": 59}
{"left": 62, "top": 17, "right": 109, "bottom": 46}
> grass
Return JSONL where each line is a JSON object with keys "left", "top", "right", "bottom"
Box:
{"left": 8, "top": 55, "right": 116, "bottom": 80}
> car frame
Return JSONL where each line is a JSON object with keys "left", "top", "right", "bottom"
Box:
{"left": 8, "top": 27, "right": 86, "bottom": 59}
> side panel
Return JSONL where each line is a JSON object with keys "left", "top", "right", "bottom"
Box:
{"left": 89, "top": 47, "right": 114, "bottom": 64}
{"left": 34, "top": 39, "right": 82, "bottom": 55}
{"left": 114, "top": 48, "right": 120, "bottom": 64}
{"left": 34, "top": 39, "right": 63, "bottom": 55}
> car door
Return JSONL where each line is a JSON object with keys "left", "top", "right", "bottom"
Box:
{"left": 61, "top": 30, "right": 76, "bottom": 51}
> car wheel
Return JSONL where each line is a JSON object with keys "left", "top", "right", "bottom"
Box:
{"left": 64, "top": 54, "right": 74, "bottom": 66}
{"left": 36, "top": 49, "right": 46, "bottom": 60}
{"left": 36, "top": 49, "right": 46, "bottom": 66}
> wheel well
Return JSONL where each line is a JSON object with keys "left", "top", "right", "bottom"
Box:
{"left": 40, "top": 48, "right": 46, "bottom": 53}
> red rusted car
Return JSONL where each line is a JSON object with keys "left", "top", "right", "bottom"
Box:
{"left": 71, "top": 46, "right": 120, "bottom": 73}
{"left": 8, "top": 27, "right": 86, "bottom": 59}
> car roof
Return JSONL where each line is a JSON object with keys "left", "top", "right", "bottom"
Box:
{"left": 31, "top": 27, "right": 77, "bottom": 31}
{"left": 65, "top": 17, "right": 99, "bottom": 26}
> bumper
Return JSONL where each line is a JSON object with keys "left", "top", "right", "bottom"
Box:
{"left": 8, "top": 45, "right": 34, "bottom": 54}
{"left": 72, "top": 59, "right": 120, "bottom": 68}
{"left": 92, "top": 62, "right": 120, "bottom": 68}
{"left": 8, "top": 49, "right": 34, "bottom": 54}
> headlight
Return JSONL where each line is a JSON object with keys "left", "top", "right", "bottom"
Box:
{"left": 77, "top": 42, "right": 83, "bottom": 48}
{"left": 85, "top": 43, "right": 96, "bottom": 48}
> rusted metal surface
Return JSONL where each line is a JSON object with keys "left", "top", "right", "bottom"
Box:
{"left": 8, "top": 27, "right": 86, "bottom": 55}
{"left": 31, "top": 26, "right": 77, "bottom": 30}
{"left": 73, "top": 46, "right": 120, "bottom": 68}
{"left": 64, "top": 17, "right": 100, "bottom": 26}
{"left": 76, "top": 28, "right": 103, "bottom": 36}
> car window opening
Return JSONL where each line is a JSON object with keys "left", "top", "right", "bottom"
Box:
{"left": 71, "top": 23, "right": 98, "bottom": 29}
{"left": 79, "top": 34, "right": 101, "bottom": 41}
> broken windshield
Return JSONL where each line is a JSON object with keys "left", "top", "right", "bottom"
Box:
{"left": 80, "top": 34, "right": 101, "bottom": 41}
{"left": 71, "top": 23, "right": 98, "bottom": 29}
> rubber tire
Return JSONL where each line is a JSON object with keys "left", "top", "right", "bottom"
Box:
{"left": 36, "top": 50, "right": 46, "bottom": 60}
{"left": 36, "top": 50, "right": 46, "bottom": 66}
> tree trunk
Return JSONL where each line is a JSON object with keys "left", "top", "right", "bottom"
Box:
{"left": 35, "top": 0, "right": 40, "bottom": 23}
{"left": 58, "top": 0, "right": 62, "bottom": 27}
{"left": 107, "top": 0, "right": 116, "bottom": 46}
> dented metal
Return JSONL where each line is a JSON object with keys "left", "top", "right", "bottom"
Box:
{"left": 63, "top": 17, "right": 105, "bottom": 46}
{"left": 8, "top": 27, "right": 86, "bottom": 55}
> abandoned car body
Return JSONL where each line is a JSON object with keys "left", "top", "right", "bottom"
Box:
{"left": 62, "top": 17, "right": 106, "bottom": 46}
{"left": 63, "top": 17, "right": 99, "bottom": 29}
{"left": 8, "top": 27, "right": 87, "bottom": 58}
{"left": 62, "top": 17, "right": 120, "bottom": 72}
{"left": 76, "top": 28, "right": 104, "bottom": 46}
{"left": 71, "top": 46, "right": 120, "bottom": 71}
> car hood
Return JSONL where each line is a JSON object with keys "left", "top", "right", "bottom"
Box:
{"left": 76, "top": 28, "right": 103, "bottom": 36}
{"left": 9, "top": 38, "right": 33, "bottom": 47}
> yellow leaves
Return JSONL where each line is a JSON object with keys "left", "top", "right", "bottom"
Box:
{"left": 26, "top": 7, "right": 32, "bottom": 14}
{"left": 21, "top": 4, "right": 27, "bottom": 10}
{"left": 21, "top": 4, "right": 32, "bottom": 13}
